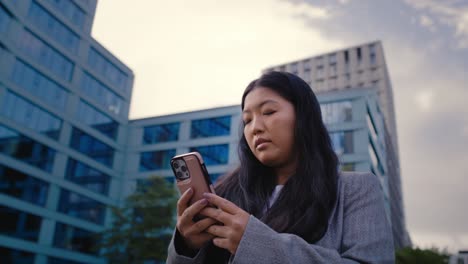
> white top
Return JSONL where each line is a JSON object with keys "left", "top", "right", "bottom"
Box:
{"left": 262, "top": 185, "right": 284, "bottom": 214}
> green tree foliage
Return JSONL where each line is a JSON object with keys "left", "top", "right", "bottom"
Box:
{"left": 396, "top": 246, "right": 450, "bottom": 264}
{"left": 99, "top": 176, "right": 177, "bottom": 263}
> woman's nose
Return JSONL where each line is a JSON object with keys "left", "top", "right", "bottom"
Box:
{"left": 251, "top": 117, "right": 265, "bottom": 135}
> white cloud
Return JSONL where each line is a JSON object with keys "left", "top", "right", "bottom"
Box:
{"left": 404, "top": 0, "right": 468, "bottom": 48}
{"left": 419, "top": 14, "right": 436, "bottom": 31}
{"left": 414, "top": 90, "right": 434, "bottom": 112}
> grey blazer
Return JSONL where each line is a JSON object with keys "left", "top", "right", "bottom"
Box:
{"left": 167, "top": 172, "right": 395, "bottom": 263}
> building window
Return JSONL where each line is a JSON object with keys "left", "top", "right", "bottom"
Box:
{"left": 357, "top": 47, "right": 362, "bottom": 64}
{"left": 303, "top": 68, "right": 311, "bottom": 85}
{"left": 316, "top": 65, "right": 324, "bottom": 77}
{"left": 80, "top": 72, "right": 127, "bottom": 117}
{"left": 48, "top": 257, "right": 86, "bottom": 264}
{"left": 369, "top": 44, "right": 377, "bottom": 65}
{"left": 290, "top": 62, "right": 298, "bottom": 74}
{"left": 191, "top": 116, "right": 231, "bottom": 139}
{"left": 88, "top": 48, "right": 128, "bottom": 94}
{"left": 54, "top": 223, "right": 99, "bottom": 255}
{"left": 0, "top": 164, "right": 49, "bottom": 206}
{"left": 279, "top": 65, "right": 286, "bottom": 72}
{"left": 328, "top": 53, "right": 337, "bottom": 64}
{"left": 16, "top": 29, "right": 74, "bottom": 81}
{"left": 0, "top": 125, "right": 56, "bottom": 172}
{"left": 44, "top": 0, "right": 85, "bottom": 29}
{"left": 340, "top": 163, "right": 354, "bottom": 172}
{"left": 330, "top": 131, "right": 353, "bottom": 155}
{"left": 65, "top": 159, "right": 111, "bottom": 195}
{"left": 303, "top": 59, "right": 311, "bottom": 71}
{"left": 76, "top": 100, "right": 118, "bottom": 140}
{"left": 0, "top": 5, "right": 11, "bottom": 34}
{"left": 0, "top": 246, "right": 35, "bottom": 264}
{"left": 344, "top": 50, "right": 349, "bottom": 64}
{"left": 1, "top": 91, "right": 62, "bottom": 139}
{"left": 69, "top": 128, "right": 114, "bottom": 167}
{"left": 57, "top": 189, "right": 106, "bottom": 225}
{"left": 143, "top": 122, "right": 180, "bottom": 144}
{"left": 139, "top": 149, "right": 176, "bottom": 171}
{"left": 11, "top": 60, "right": 68, "bottom": 110}
{"left": 320, "top": 101, "right": 352, "bottom": 124}
{"left": 0, "top": 205, "right": 42, "bottom": 242}
{"left": 189, "top": 144, "right": 229, "bottom": 165}
{"left": 27, "top": 1, "right": 80, "bottom": 54}
{"left": 329, "top": 64, "right": 337, "bottom": 77}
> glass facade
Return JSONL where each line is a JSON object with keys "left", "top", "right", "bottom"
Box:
{"left": 65, "top": 159, "right": 110, "bottom": 195}
{"left": 44, "top": 0, "right": 85, "bottom": 29}
{"left": 330, "top": 131, "right": 353, "bottom": 155}
{"left": 1, "top": 91, "right": 62, "bottom": 139}
{"left": 80, "top": 72, "right": 127, "bottom": 117}
{"left": 16, "top": 29, "right": 74, "bottom": 81}
{"left": 0, "top": 164, "right": 49, "bottom": 206}
{"left": 88, "top": 48, "right": 128, "bottom": 93}
{"left": 143, "top": 122, "right": 180, "bottom": 144}
{"left": 27, "top": 1, "right": 80, "bottom": 54}
{"left": 321, "top": 101, "right": 352, "bottom": 124}
{"left": 76, "top": 100, "right": 118, "bottom": 140}
{"left": 0, "top": 125, "right": 56, "bottom": 172}
{"left": 53, "top": 222, "right": 98, "bottom": 255}
{"left": 190, "top": 116, "right": 231, "bottom": 139}
{"left": 0, "top": 205, "right": 42, "bottom": 242}
{"left": 57, "top": 189, "right": 105, "bottom": 225}
{"left": 48, "top": 257, "right": 86, "bottom": 264}
{"left": 139, "top": 149, "right": 176, "bottom": 171}
{"left": 0, "top": 246, "right": 35, "bottom": 264}
{"left": 0, "top": 5, "right": 11, "bottom": 34}
{"left": 69, "top": 128, "right": 114, "bottom": 167}
{"left": 189, "top": 144, "right": 229, "bottom": 165}
{"left": 11, "top": 60, "right": 68, "bottom": 110}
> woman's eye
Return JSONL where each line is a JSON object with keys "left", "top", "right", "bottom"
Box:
{"left": 243, "top": 119, "right": 251, "bottom": 125}
{"left": 263, "top": 111, "right": 275, "bottom": 115}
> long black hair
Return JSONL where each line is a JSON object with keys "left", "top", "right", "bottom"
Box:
{"left": 208, "top": 71, "right": 339, "bottom": 261}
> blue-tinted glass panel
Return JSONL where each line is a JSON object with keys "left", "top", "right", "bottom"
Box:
{"left": 44, "top": 0, "right": 85, "bottom": 29}
{"left": 65, "top": 159, "right": 110, "bottom": 195}
{"left": 49, "top": 257, "right": 86, "bottom": 264}
{"left": 0, "top": 5, "right": 11, "bottom": 33}
{"left": 320, "top": 101, "right": 352, "bottom": 124}
{"left": 143, "top": 123, "right": 180, "bottom": 144}
{"left": 88, "top": 48, "right": 128, "bottom": 93}
{"left": 11, "top": 60, "right": 68, "bottom": 110}
{"left": 80, "top": 72, "right": 127, "bottom": 117}
{"left": 139, "top": 149, "right": 176, "bottom": 171}
{"left": 69, "top": 128, "right": 114, "bottom": 167}
{"left": 16, "top": 29, "right": 74, "bottom": 81}
{"left": 0, "top": 205, "right": 42, "bottom": 242}
{"left": 0, "top": 246, "right": 35, "bottom": 264}
{"left": 191, "top": 116, "right": 231, "bottom": 139}
{"left": 0, "top": 125, "right": 56, "bottom": 172}
{"left": 210, "top": 173, "right": 223, "bottom": 183}
{"left": 189, "top": 144, "right": 229, "bottom": 165}
{"left": 58, "top": 189, "right": 105, "bottom": 225}
{"left": 0, "top": 164, "right": 49, "bottom": 206}
{"left": 54, "top": 223, "right": 98, "bottom": 255}
{"left": 77, "top": 100, "right": 118, "bottom": 140}
{"left": 27, "top": 1, "right": 80, "bottom": 54}
{"left": 330, "top": 131, "right": 353, "bottom": 155}
{"left": 1, "top": 91, "right": 62, "bottom": 139}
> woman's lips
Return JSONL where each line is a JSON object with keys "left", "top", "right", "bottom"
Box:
{"left": 255, "top": 138, "right": 271, "bottom": 149}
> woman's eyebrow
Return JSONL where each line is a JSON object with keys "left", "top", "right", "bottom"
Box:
{"left": 243, "top": 100, "right": 278, "bottom": 114}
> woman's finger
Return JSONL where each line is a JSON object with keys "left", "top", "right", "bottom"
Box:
{"left": 186, "top": 217, "right": 217, "bottom": 235}
{"left": 179, "top": 198, "right": 209, "bottom": 227}
{"left": 200, "top": 207, "right": 232, "bottom": 224}
{"left": 177, "top": 188, "right": 193, "bottom": 217}
{"left": 206, "top": 224, "right": 230, "bottom": 238}
{"left": 203, "top": 193, "right": 239, "bottom": 215}
{"left": 212, "top": 237, "right": 230, "bottom": 252}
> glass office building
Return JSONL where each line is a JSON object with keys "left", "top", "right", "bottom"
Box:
{"left": 0, "top": 0, "right": 133, "bottom": 263}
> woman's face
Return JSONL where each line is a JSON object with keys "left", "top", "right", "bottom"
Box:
{"left": 242, "top": 86, "right": 297, "bottom": 171}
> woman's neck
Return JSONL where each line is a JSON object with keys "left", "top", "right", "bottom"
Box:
{"left": 275, "top": 163, "right": 297, "bottom": 185}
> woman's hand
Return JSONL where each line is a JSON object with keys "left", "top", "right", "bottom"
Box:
{"left": 176, "top": 188, "right": 217, "bottom": 250}
{"left": 200, "top": 193, "right": 250, "bottom": 255}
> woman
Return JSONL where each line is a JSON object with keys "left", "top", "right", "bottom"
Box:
{"left": 167, "top": 71, "right": 394, "bottom": 263}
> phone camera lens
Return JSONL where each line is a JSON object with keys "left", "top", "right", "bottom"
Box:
{"left": 173, "top": 162, "right": 179, "bottom": 169}
{"left": 181, "top": 166, "right": 187, "bottom": 172}
{"left": 176, "top": 171, "right": 183, "bottom": 179}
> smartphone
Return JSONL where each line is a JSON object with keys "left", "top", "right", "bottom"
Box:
{"left": 170, "top": 152, "right": 215, "bottom": 206}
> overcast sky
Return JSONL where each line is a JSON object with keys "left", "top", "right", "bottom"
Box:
{"left": 92, "top": 0, "right": 468, "bottom": 252}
